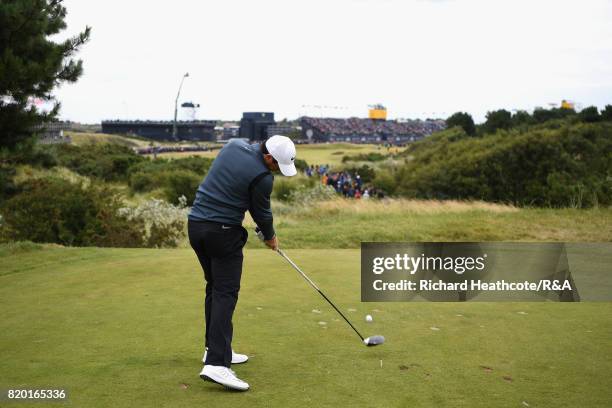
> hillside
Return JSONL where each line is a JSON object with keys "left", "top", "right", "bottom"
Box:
{"left": 393, "top": 121, "right": 612, "bottom": 207}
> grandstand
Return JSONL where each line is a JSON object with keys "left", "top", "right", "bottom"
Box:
{"left": 101, "top": 120, "right": 216, "bottom": 142}
{"left": 300, "top": 116, "right": 445, "bottom": 144}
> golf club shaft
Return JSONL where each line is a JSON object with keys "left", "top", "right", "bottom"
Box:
{"left": 276, "top": 248, "right": 365, "bottom": 341}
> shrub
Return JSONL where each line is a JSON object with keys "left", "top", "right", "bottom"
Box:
{"left": 127, "top": 156, "right": 211, "bottom": 200}
{"left": 343, "top": 164, "right": 376, "bottom": 183}
{"left": 129, "top": 168, "right": 202, "bottom": 204}
{"left": 0, "top": 178, "right": 144, "bottom": 246}
{"left": 373, "top": 171, "right": 398, "bottom": 195}
{"left": 118, "top": 197, "right": 188, "bottom": 248}
{"left": 294, "top": 158, "right": 309, "bottom": 172}
{"left": 287, "top": 183, "right": 338, "bottom": 204}
{"left": 47, "top": 143, "right": 145, "bottom": 182}
{"left": 273, "top": 178, "right": 297, "bottom": 201}
{"left": 127, "top": 156, "right": 213, "bottom": 177}
{"left": 26, "top": 145, "right": 58, "bottom": 168}
{"left": 129, "top": 171, "right": 158, "bottom": 193}
{"left": 394, "top": 121, "right": 612, "bottom": 207}
{"left": 342, "top": 152, "right": 386, "bottom": 163}
{"left": 163, "top": 170, "right": 201, "bottom": 204}
{"left": 273, "top": 176, "right": 316, "bottom": 201}
{"left": 0, "top": 165, "right": 17, "bottom": 201}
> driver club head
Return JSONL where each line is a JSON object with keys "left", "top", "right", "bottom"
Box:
{"left": 363, "top": 335, "right": 385, "bottom": 346}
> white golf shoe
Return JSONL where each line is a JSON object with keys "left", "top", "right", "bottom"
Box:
{"left": 200, "top": 365, "right": 249, "bottom": 391}
{"left": 202, "top": 348, "right": 249, "bottom": 364}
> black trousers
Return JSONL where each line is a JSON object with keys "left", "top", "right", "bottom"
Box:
{"left": 188, "top": 219, "right": 248, "bottom": 367}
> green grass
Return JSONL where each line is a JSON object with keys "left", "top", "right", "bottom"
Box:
{"left": 292, "top": 143, "right": 396, "bottom": 167}
{"left": 1, "top": 245, "right": 611, "bottom": 407}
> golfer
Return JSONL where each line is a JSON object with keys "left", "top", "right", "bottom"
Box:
{"left": 188, "top": 135, "right": 297, "bottom": 391}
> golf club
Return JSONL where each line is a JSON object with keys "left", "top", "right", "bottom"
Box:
{"left": 255, "top": 228, "right": 385, "bottom": 347}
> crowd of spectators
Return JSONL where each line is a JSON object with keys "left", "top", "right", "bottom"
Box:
{"left": 301, "top": 117, "right": 445, "bottom": 139}
{"left": 304, "top": 164, "right": 329, "bottom": 177}
{"left": 304, "top": 164, "right": 385, "bottom": 199}
{"left": 134, "top": 145, "right": 219, "bottom": 155}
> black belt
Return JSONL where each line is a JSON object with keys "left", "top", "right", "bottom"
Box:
{"left": 189, "top": 218, "right": 242, "bottom": 230}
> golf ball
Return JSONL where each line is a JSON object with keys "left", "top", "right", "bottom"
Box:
{"left": 365, "top": 314, "right": 373, "bottom": 322}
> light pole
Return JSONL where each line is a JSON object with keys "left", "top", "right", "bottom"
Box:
{"left": 172, "top": 72, "right": 189, "bottom": 141}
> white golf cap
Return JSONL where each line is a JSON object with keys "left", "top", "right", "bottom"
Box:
{"left": 265, "top": 135, "right": 297, "bottom": 176}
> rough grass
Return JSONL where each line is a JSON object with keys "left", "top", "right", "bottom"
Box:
{"left": 14, "top": 165, "right": 92, "bottom": 187}
{"left": 68, "top": 132, "right": 151, "bottom": 148}
{"left": 312, "top": 197, "right": 518, "bottom": 214}
{"left": 237, "top": 198, "right": 612, "bottom": 248}
{"left": 68, "top": 132, "right": 221, "bottom": 150}
{"left": 147, "top": 150, "right": 219, "bottom": 159}
{"left": 0, "top": 246, "right": 610, "bottom": 407}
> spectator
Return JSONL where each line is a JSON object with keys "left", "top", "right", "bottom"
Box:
{"left": 308, "top": 165, "right": 387, "bottom": 200}
{"left": 299, "top": 116, "right": 446, "bottom": 144}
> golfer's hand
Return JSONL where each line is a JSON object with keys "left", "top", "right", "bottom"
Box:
{"left": 264, "top": 236, "right": 278, "bottom": 251}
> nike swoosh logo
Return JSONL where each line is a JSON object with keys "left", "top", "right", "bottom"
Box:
{"left": 221, "top": 225, "right": 231, "bottom": 229}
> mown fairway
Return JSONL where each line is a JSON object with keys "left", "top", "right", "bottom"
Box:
{"left": 1, "top": 245, "right": 610, "bottom": 407}
{"left": 288, "top": 143, "right": 394, "bottom": 167}
{"left": 141, "top": 142, "right": 389, "bottom": 166}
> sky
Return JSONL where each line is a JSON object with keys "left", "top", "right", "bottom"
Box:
{"left": 52, "top": 0, "right": 612, "bottom": 123}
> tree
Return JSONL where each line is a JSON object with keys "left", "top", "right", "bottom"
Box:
{"left": 483, "top": 109, "right": 512, "bottom": 134}
{"left": 602, "top": 105, "right": 612, "bottom": 122}
{"left": 446, "top": 112, "right": 476, "bottom": 136}
{"left": 532, "top": 107, "right": 575, "bottom": 124}
{"left": 579, "top": 106, "right": 600, "bottom": 123}
{"left": 286, "top": 128, "right": 303, "bottom": 140}
{"left": 511, "top": 110, "right": 531, "bottom": 126}
{"left": 532, "top": 108, "right": 556, "bottom": 123}
{"left": 0, "top": 0, "right": 90, "bottom": 156}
